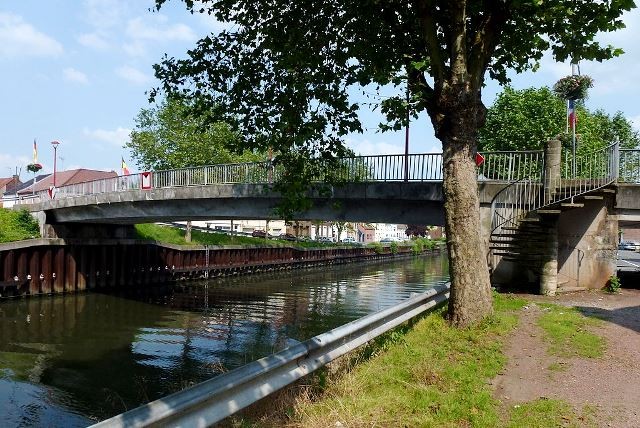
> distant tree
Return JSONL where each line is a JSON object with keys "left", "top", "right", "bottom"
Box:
{"left": 479, "top": 87, "right": 640, "bottom": 153}
{"left": 405, "top": 225, "right": 428, "bottom": 238}
{"left": 127, "top": 97, "right": 263, "bottom": 170}
{"left": 127, "top": 97, "right": 264, "bottom": 241}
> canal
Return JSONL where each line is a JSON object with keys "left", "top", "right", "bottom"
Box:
{"left": 0, "top": 253, "right": 448, "bottom": 426}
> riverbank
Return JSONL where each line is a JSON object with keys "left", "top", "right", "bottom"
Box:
{"left": 226, "top": 290, "right": 638, "bottom": 427}
{"left": 0, "top": 237, "right": 443, "bottom": 298}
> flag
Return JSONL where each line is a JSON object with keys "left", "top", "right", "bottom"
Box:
{"left": 568, "top": 99, "right": 577, "bottom": 131}
{"left": 33, "top": 139, "right": 38, "bottom": 163}
{"left": 121, "top": 157, "right": 131, "bottom": 176}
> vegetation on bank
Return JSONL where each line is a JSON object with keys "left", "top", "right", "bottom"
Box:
{"left": 0, "top": 209, "right": 40, "bottom": 243}
{"left": 134, "top": 223, "right": 445, "bottom": 250}
{"left": 227, "top": 294, "right": 606, "bottom": 427}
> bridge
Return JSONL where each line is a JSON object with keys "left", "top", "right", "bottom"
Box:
{"left": 17, "top": 143, "right": 640, "bottom": 294}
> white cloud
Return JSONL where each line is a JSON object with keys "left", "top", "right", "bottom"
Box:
{"left": 0, "top": 13, "right": 63, "bottom": 59}
{"left": 83, "top": 127, "right": 131, "bottom": 147}
{"left": 115, "top": 65, "right": 151, "bottom": 85}
{"left": 126, "top": 15, "right": 196, "bottom": 43}
{"left": 122, "top": 40, "right": 147, "bottom": 57}
{"left": 346, "top": 138, "right": 404, "bottom": 156}
{"left": 63, "top": 67, "right": 89, "bottom": 84}
{"left": 0, "top": 153, "right": 32, "bottom": 177}
{"left": 77, "top": 32, "right": 109, "bottom": 50}
{"left": 82, "top": 0, "right": 126, "bottom": 30}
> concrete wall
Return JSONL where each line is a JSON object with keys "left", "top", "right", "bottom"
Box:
{"left": 557, "top": 198, "right": 617, "bottom": 289}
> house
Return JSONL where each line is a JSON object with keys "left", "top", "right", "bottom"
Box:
{"left": 2, "top": 174, "right": 48, "bottom": 208}
{"left": 357, "top": 223, "right": 375, "bottom": 244}
{"left": 0, "top": 175, "right": 23, "bottom": 208}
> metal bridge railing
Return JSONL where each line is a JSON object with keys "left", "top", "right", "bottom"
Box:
{"left": 478, "top": 151, "right": 544, "bottom": 181}
{"left": 25, "top": 153, "right": 447, "bottom": 204}
{"left": 619, "top": 149, "right": 640, "bottom": 183}
{"left": 20, "top": 147, "right": 634, "bottom": 206}
{"left": 92, "top": 283, "right": 450, "bottom": 428}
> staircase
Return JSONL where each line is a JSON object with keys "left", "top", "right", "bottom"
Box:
{"left": 488, "top": 142, "right": 619, "bottom": 292}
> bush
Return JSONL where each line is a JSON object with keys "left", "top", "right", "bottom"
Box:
{"left": 368, "top": 242, "right": 384, "bottom": 254}
{"left": 0, "top": 209, "right": 40, "bottom": 242}
{"left": 605, "top": 275, "right": 621, "bottom": 293}
{"left": 390, "top": 241, "right": 398, "bottom": 254}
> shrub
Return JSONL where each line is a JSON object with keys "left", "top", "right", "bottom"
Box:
{"left": 0, "top": 209, "right": 40, "bottom": 242}
{"left": 368, "top": 242, "right": 383, "bottom": 254}
{"left": 605, "top": 275, "right": 621, "bottom": 293}
{"left": 389, "top": 241, "right": 398, "bottom": 254}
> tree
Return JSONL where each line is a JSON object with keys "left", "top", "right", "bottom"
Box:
{"left": 479, "top": 87, "right": 640, "bottom": 152}
{"left": 127, "top": 97, "right": 263, "bottom": 170}
{"left": 127, "top": 97, "right": 264, "bottom": 242}
{"left": 152, "top": 0, "right": 633, "bottom": 327}
{"left": 406, "top": 225, "right": 429, "bottom": 238}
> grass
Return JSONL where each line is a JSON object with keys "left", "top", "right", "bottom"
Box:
{"left": 536, "top": 304, "right": 605, "bottom": 358}
{"left": 507, "top": 399, "right": 597, "bottom": 428}
{"left": 134, "top": 223, "right": 339, "bottom": 248}
{"left": 0, "top": 208, "right": 40, "bottom": 243}
{"left": 230, "top": 293, "right": 605, "bottom": 427}
{"left": 286, "top": 294, "right": 530, "bottom": 427}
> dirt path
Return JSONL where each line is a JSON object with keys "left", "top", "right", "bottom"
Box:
{"left": 492, "top": 289, "right": 640, "bottom": 427}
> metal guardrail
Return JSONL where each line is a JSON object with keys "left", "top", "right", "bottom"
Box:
{"left": 91, "top": 283, "right": 450, "bottom": 428}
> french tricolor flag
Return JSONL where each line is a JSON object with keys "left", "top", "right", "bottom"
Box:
{"left": 568, "top": 99, "right": 577, "bottom": 130}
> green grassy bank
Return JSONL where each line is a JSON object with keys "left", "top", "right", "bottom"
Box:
{"left": 228, "top": 295, "right": 605, "bottom": 427}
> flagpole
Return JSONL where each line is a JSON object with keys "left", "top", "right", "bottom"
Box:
{"left": 571, "top": 62, "right": 578, "bottom": 178}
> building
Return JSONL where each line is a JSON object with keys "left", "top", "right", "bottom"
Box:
{"left": 189, "top": 219, "right": 287, "bottom": 236}
{"left": 2, "top": 174, "right": 48, "bottom": 208}
{"left": 356, "top": 223, "right": 375, "bottom": 243}
{"left": 373, "top": 223, "right": 407, "bottom": 242}
{"left": 0, "top": 176, "right": 22, "bottom": 207}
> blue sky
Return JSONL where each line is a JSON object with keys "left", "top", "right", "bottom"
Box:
{"left": 1, "top": 1, "right": 639, "bottom": 178}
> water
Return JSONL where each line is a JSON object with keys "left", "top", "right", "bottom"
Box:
{"left": 0, "top": 254, "right": 448, "bottom": 426}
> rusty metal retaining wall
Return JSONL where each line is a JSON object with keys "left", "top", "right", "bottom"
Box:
{"left": 0, "top": 241, "right": 441, "bottom": 298}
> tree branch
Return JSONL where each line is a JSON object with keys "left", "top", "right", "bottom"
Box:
{"left": 467, "top": 4, "right": 509, "bottom": 89}
{"left": 448, "top": 0, "right": 468, "bottom": 84}
{"left": 414, "top": 0, "right": 446, "bottom": 83}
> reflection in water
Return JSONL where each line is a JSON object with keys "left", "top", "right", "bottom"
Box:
{"left": 0, "top": 254, "right": 448, "bottom": 426}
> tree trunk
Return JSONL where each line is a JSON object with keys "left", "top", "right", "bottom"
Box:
{"left": 436, "top": 90, "right": 493, "bottom": 327}
{"left": 185, "top": 221, "right": 192, "bottom": 243}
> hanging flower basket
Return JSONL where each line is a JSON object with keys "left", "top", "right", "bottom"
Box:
{"left": 26, "top": 163, "right": 43, "bottom": 173}
{"left": 553, "top": 75, "right": 593, "bottom": 100}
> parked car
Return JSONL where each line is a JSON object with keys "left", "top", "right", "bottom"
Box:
{"left": 316, "top": 236, "right": 334, "bottom": 243}
{"left": 379, "top": 238, "right": 394, "bottom": 244}
{"left": 342, "top": 237, "right": 357, "bottom": 244}
{"left": 251, "top": 229, "right": 269, "bottom": 238}
{"left": 618, "top": 241, "right": 640, "bottom": 251}
{"left": 280, "top": 233, "right": 297, "bottom": 241}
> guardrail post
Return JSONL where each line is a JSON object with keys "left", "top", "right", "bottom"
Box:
{"left": 543, "top": 139, "right": 561, "bottom": 205}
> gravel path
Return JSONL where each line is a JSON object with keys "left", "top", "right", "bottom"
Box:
{"left": 492, "top": 289, "right": 640, "bottom": 427}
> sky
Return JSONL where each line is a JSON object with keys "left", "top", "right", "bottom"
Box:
{"left": 1, "top": 1, "right": 639, "bottom": 179}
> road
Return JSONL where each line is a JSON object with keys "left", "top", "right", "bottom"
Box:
{"left": 617, "top": 249, "right": 640, "bottom": 272}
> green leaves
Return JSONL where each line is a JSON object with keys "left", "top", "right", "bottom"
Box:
{"left": 479, "top": 86, "right": 640, "bottom": 152}
{"left": 126, "top": 97, "right": 263, "bottom": 171}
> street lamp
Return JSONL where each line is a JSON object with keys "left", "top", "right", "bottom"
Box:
{"left": 51, "top": 140, "right": 60, "bottom": 187}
